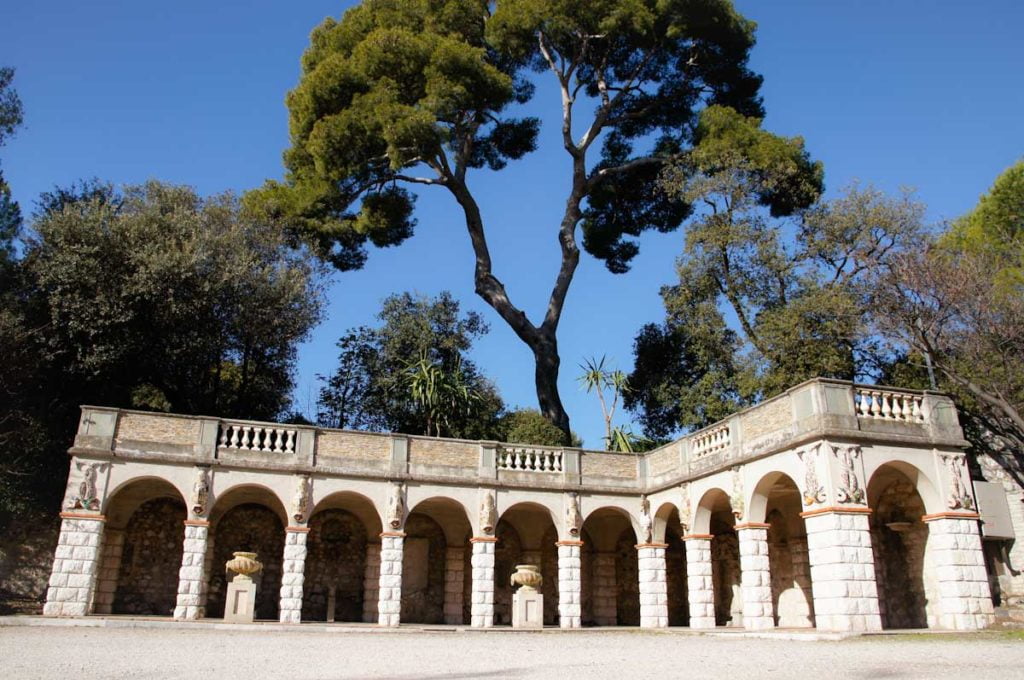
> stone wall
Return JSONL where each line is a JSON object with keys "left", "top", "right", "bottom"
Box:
{"left": 615, "top": 529, "right": 640, "bottom": 625}
{"left": 665, "top": 529, "right": 688, "bottom": 626}
{"left": 741, "top": 394, "right": 791, "bottom": 443}
{"left": 408, "top": 439, "right": 477, "bottom": 468}
{"left": 401, "top": 513, "right": 446, "bottom": 624}
{"left": 112, "top": 498, "right": 185, "bottom": 615}
{"left": 872, "top": 480, "right": 929, "bottom": 629}
{"left": 302, "top": 509, "right": 367, "bottom": 622}
{"left": 766, "top": 510, "right": 814, "bottom": 628}
{"left": 646, "top": 445, "right": 678, "bottom": 479}
{"left": 975, "top": 451, "right": 1024, "bottom": 605}
{"left": 116, "top": 413, "right": 198, "bottom": 447}
{"left": 581, "top": 453, "right": 637, "bottom": 479}
{"left": 206, "top": 504, "right": 284, "bottom": 620}
{"left": 316, "top": 431, "right": 390, "bottom": 463}
{"left": 712, "top": 531, "right": 741, "bottom": 626}
{"left": 493, "top": 521, "right": 521, "bottom": 625}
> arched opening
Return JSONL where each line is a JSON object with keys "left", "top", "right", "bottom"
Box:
{"left": 657, "top": 506, "right": 689, "bottom": 627}
{"left": 303, "top": 491, "right": 381, "bottom": 623}
{"left": 99, "top": 477, "right": 186, "bottom": 616}
{"left": 206, "top": 485, "right": 287, "bottom": 620}
{"left": 494, "top": 502, "right": 559, "bottom": 626}
{"left": 403, "top": 497, "right": 471, "bottom": 624}
{"left": 699, "top": 489, "right": 741, "bottom": 627}
{"left": 756, "top": 473, "right": 815, "bottom": 628}
{"left": 580, "top": 507, "right": 638, "bottom": 626}
{"left": 868, "top": 464, "right": 932, "bottom": 629}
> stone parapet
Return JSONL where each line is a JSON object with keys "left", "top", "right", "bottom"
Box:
{"left": 557, "top": 542, "right": 582, "bottom": 629}
{"left": 43, "top": 514, "right": 106, "bottom": 617}
{"left": 637, "top": 544, "right": 668, "bottom": 628}
{"left": 377, "top": 534, "right": 404, "bottom": 627}
{"left": 803, "top": 510, "right": 881, "bottom": 632}
{"left": 683, "top": 536, "right": 715, "bottom": 628}
{"left": 924, "top": 515, "right": 995, "bottom": 630}
{"left": 737, "top": 525, "right": 773, "bottom": 630}
{"left": 173, "top": 522, "right": 210, "bottom": 620}
{"left": 470, "top": 538, "right": 496, "bottom": 628}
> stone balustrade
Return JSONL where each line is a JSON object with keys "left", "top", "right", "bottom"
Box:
{"left": 854, "top": 387, "right": 925, "bottom": 423}
{"left": 690, "top": 423, "right": 730, "bottom": 459}
{"left": 497, "top": 446, "right": 563, "bottom": 473}
{"left": 218, "top": 422, "right": 297, "bottom": 454}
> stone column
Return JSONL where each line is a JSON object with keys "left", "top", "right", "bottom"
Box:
{"left": 377, "top": 532, "right": 404, "bottom": 627}
{"left": 279, "top": 526, "right": 309, "bottom": 623}
{"left": 43, "top": 513, "right": 106, "bottom": 617}
{"left": 803, "top": 508, "right": 882, "bottom": 631}
{"left": 557, "top": 541, "right": 582, "bottom": 629}
{"left": 684, "top": 535, "right": 715, "bottom": 628}
{"left": 470, "top": 537, "right": 496, "bottom": 628}
{"left": 173, "top": 520, "right": 210, "bottom": 620}
{"left": 444, "top": 546, "right": 466, "bottom": 624}
{"left": 637, "top": 543, "right": 669, "bottom": 628}
{"left": 362, "top": 542, "right": 381, "bottom": 623}
{"left": 592, "top": 551, "right": 617, "bottom": 625}
{"left": 924, "top": 514, "right": 995, "bottom": 630}
{"left": 737, "top": 524, "right": 774, "bottom": 630}
{"left": 92, "top": 528, "right": 124, "bottom": 615}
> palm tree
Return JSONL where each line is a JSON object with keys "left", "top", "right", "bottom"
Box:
{"left": 578, "top": 355, "right": 631, "bottom": 450}
{"left": 405, "top": 352, "right": 481, "bottom": 437}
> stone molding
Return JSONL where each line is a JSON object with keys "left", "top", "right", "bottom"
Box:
{"left": 285, "top": 525, "right": 311, "bottom": 533}
{"left": 469, "top": 536, "right": 498, "bottom": 543}
{"left": 183, "top": 519, "right": 210, "bottom": 527}
{"left": 555, "top": 539, "right": 584, "bottom": 547}
{"left": 682, "top": 533, "right": 714, "bottom": 540}
{"left": 799, "top": 506, "right": 872, "bottom": 518}
{"left": 921, "top": 511, "right": 981, "bottom": 522}
{"left": 59, "top": 512, "right": 106, "bottom": 521}
{"left": 634, "top": 542, "right": 668, "bottom": 549}
{"left": 733, "top": 522, "right": 770, "bottom": 530}
{"left": 379, "top": 531, "right": 406, "bottom": 538}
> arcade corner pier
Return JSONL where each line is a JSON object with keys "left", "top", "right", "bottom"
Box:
{"left": 43, "top": 378, "right": 1012, "bottom": 633}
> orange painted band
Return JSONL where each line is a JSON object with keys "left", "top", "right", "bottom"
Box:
{"left": 556, "top": 540, "right": 584, "bottom": 547}
{"left": 183, "top": 519, "right": 210, "bottom": 527}
{"left": 682, "top": 534, "right": 713, "bottom": 541}
{"left": 734, "top": 522, "right": 770, "bottom": 530}
{"left": 60, "top": 512, "right": 106, "bottom": 521}
{"left": 286, "top": 526, "right": 311, "bottom": 533}
{"left": 800, "top": 506, "right": 873, "bottom": 518}
{"left": 379, "top": 531, "right": 407, "bottom": 538}
{"left": 921, "top": 512, "right": 981, "bottom": 522}
{"left": 635, "top": 543, "right": 669, "bottom": 549}
{"left": 470, "top": 536, "right": 499, "bottom": 543}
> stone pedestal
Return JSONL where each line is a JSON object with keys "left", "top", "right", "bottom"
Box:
{"left": 362, "top": 542, "right": 381, "bottom": 623}
{"left": 557, "top": 542, "right": 582, "bottom": 629}
{"left": 470, "top": 538, "right": 496, "bottom": 628}
{"left": 924, "top": 514, "right": 995, "bottom": 630}
{"left": 279, "top": 527, "right": 308, "bottom": 624}
{"left": 43, "top": 513, "right": 106, "bottom": 617}
{"left": 512, "top": 590, "right": 543, "bottom": 629}
{"left": 224, "top": 575, "right": 257, "bottom": 623}
{"left": 93, "top": 528, "right": 124, "bottom": 615}
{"left": 737, "top": 525, "right": 774, "bottom": 630}
{"left": 173, "top": 520, "right": 210, "bottom": 620}
{"left": 444, "top": 546, "right": 466, "bottom": 624}
{"left": 684, "top": 535, "right": 715, "bottom": 629}
{"left": 377, "top": 533, "right": 404, "bottom": 627}
{"left": 637, "top": 543, "right": 668, "bottom": 628}
{"left": 592, "top": 551, "right": 617, "bottom": 626}
{"left": 803, "top": 509, "right": 882, "bottom": 632}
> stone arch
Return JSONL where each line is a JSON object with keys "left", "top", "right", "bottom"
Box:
{"left": 305, "top": 490, "right": 385, "bottom": 623}
{"left": 866, "top": 458, "right": 943, "bottom": 516}
{"left": 206, "top": 485, "right": 287, "bottom": 620}
{"left": 692, "top": 487, "right": 733, "bottom": 536}
{"left": 401, "top": 512, "right": 448, "bottom": 624}
{"left": 97, "top": 477, "right": 187, "bottom": 616}
{"left": 494, "top": 502, "right": 560, "bottom": 626}
{"left": 580, "top": 506, "right": 639, "bottom": 626}
{"left": 652, "top": 501, "right": 679, "bottom": 544}
{"left": 868, "top": 463, "right": 934, "bottom": 629}
{"left": 695, "top": 488, "right": 741, "bottom": 627}
{"left": 752, "top": 472, "right": 815, "bottom": 629}
{"left": 407, "top": 496, "right": 473, "bottom": 625}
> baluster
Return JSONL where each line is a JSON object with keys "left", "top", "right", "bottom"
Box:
{"left": 541, "top": 453, "right": 550, "bottom": 472}
{"left": 273, "top": 428, "right": 283, "bottom": 452}
{"left": 284, "top": 430, "right": 295, "bottom": 453}
{"left": 880, "top": 393, "right": 892, "bottom": 419}
{"left": 891, "top": 395, "right": 904, "bottom": 421}
{"left": 912, "top": 397, "right": 923, "bottom": 422}
{"left": 513, "top": 450, "right": 522, "bottom": 470}
{"left": 219, "top": 426, "right": 228, "bottom": 448}
{"left": 857, "top": 392, "right": 870, "bottom": 417}
{"left": 869, "top": 392, "right": 881, "bottom": 417}
{"left": 230, "top": 425, "right": 240, "bottom": 448}
{"left": 257, "top": 428, "right": 268, "bottom": 452}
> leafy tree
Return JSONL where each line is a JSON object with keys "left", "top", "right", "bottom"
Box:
{"left": 317, "top": 291, "right": 504, "bottom": 438}
{"left": 497, "top": 408, "right": 581, "bottom": 447}
{"left": 0, "top": 66, "right": 24, "bottom": 273}
{"left": 628, "top": 108, "right": 924, "bottom": 438}
{"left": 405, "top": 352, "right": 483, "bottom": 437}
{"left": 0, "top": 181, "right": 323, "bottom": 518}
{"left": 248, "top": 0, "right": 765, "bottom": 441}
{"left": 0, "top": 67, "right": 23, "bottom": 149}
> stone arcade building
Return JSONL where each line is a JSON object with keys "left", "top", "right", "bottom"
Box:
{"left": 43, "top": 378, "right": 1004, "bottom": 631}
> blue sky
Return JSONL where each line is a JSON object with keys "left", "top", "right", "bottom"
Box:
{"left": 3, "top": 1, "right": 1022, "bottom": 447}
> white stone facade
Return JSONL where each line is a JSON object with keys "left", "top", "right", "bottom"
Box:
{"left": 279, "top": 528, "right": 308, "bottom": 624}
{"left": 173, "top": 522, "right": 209, "bottom": 620}
{"left": 684, "top": 536, "right": 715, "bottom": 629}
{"left": 557, "top": 543, "right": 582, "bottom": 629}
{"left": 43, "top": 515, "right": 105, "bottom": 617}
{"left": 925, "top": 516, "right": 996, "bottom": 630}
{"left": 637, "top": 545, "right": 668, "bottom": 628}
{"left": 470, "top": 539, "right": 495, "bottom": 628}
{"left": 737, "top": 526, "right": 773, "bottom": 630}
{"left": 377, "top": 534, "right": 404, "bottom": 627}
{"left": 804, "top": 511, "right": 881, "bottom": 632}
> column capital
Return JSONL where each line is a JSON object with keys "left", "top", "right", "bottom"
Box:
{"left": 921, "top": 511, "right": 981, "bottom": 523}
{"left": 635, "top": 542, "right": 668, "bottom": 549}
{"left": 734, "top": 522, "right": 770, "bottom": 530}
{"left": 380, "top": 531, "right": 407, "bottom": 538}
{"left": 799, "top": 505, "right": 872, "bottom": 519}
{"left": 469, "top": 536, "right": 498, "bottom": 543}
{"left": 555, "top": 539, "right": 584, "bottom": 547}
{"left": 59, "top": 511, "right": 106, "bottom": 522}
{"left": 183, "top": 519, "right": 210, "bottom": 527}
{"left": 285, "top": 525, "right": 311, "bottom": 533}
{"left": 682, "top": 533, "right": 713, "bottom": 541}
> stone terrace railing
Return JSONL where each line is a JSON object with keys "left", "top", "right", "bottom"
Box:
{"left": 74, "top": 379, "right": 966, "bottom": 493}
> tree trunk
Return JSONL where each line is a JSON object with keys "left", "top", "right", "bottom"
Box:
{"left": 531, "top": 331, "right": 572, "bottom": 444}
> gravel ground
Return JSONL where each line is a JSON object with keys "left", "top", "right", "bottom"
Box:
{"left": 2, "top": 626, "right": 1024, "bottom": 680}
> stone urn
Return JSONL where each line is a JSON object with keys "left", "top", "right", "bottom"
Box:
{"left": 510, "top": 564, "right": 543, "bottom": 592}
{"left": 226, "top": 551, "right": 263, "bottom": 580}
